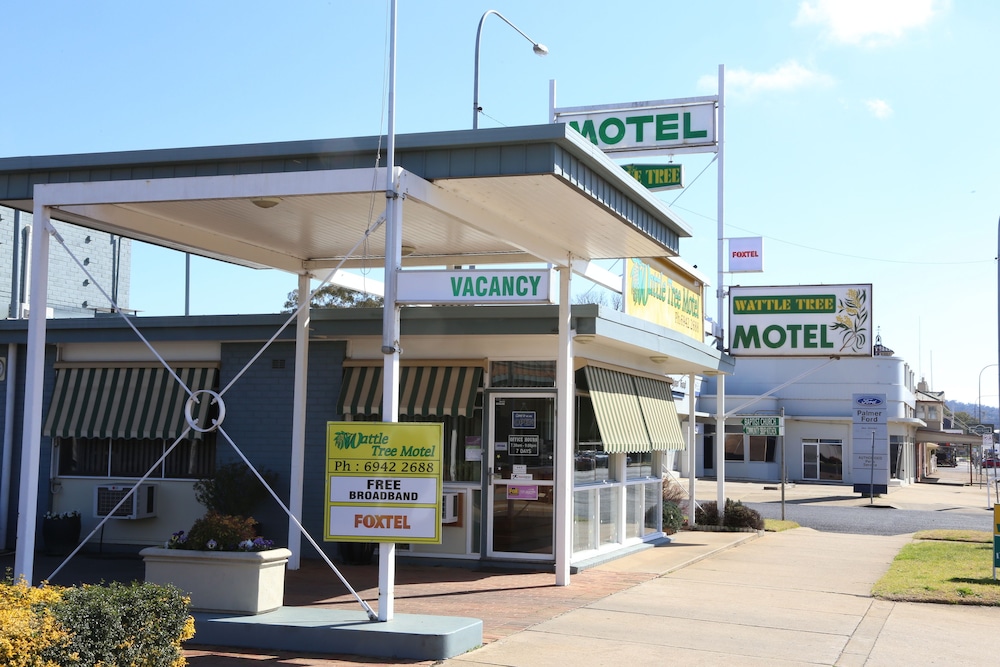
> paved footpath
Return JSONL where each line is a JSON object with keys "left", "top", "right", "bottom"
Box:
{"left": 181, "top": 472, "right": 1000, "bottom": 666}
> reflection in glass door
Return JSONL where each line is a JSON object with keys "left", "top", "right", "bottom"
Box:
{"left": 487, "top": 393, "right": 556, "bottom": 559}
{"left": 803, "top": 439, "right": 843, "bottom": 481}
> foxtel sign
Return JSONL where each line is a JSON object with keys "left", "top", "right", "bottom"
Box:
{"left": 396, "top": 268, "right": 555, "bottom": 305}
{"left": 728, "top": 284, "right": 873, "bottom": 357}
{"left": 559, "top": 101, "right": 717, "bottom": 153}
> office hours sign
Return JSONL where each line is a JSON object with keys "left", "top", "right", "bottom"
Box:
{"left": 325, "top": 422, "right": 443, "bottom": 544}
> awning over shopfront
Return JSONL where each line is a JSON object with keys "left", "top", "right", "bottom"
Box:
{"left": 43, "top": 365, "right": 218, "bottom": 440}
{"left": 583, "top": 366, "right": 683, "bottom": 453}
{"left": 338, "top": 365, "right": 483, "bottom": 418}
{"left": 916, "top": 429, "right": 986, "bottom": 446}
{"left": 584, "top": 366, "right": 651, "bottom": 453}
{"left": 634, "top": 375, "right": 686, "bottom": 451}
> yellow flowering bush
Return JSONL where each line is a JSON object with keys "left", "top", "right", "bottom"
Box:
{"left": 1, "top": 571, "right": 194, "bottom": 667}
{"left": 0, "top": 576, "right": 72, "bottom": 666}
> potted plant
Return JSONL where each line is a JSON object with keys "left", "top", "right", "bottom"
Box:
{"left": 140, "top": 512, "right": 291, "bottom": 615}
{"left": 193, "top": 461, "right": 278, "bottom": 520}
{"left": 41, "top": 510, "right": 82, "bottom": 556}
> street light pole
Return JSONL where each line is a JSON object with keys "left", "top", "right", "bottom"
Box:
{"left": 979, "top": 364, "right": 997, "bottom": 423}
{"left": 473, "top": 10, "right": 548, "bottom": 129}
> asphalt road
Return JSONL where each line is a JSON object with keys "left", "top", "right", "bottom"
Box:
{"left": 747, "top": 500, "right": 993, "bottom": 535}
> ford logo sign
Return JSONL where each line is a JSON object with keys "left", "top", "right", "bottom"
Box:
{"left": 856, "top": 396, "right": 884, "bottom": 406}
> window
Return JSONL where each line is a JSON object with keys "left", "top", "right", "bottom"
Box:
{"left": 575, "top": 395, "right": 609, "bottom": 484}
{"left": 802, "top": 439, "right": 843, "bottom": 481}
{"left": 490, "top": 361, "right": 555, "bottom": 387}
{"left": 57, "top": 435, "right": 216, "bottom": 479}
{"left": 748, "top": 435, "right": 777, "bottom": 462}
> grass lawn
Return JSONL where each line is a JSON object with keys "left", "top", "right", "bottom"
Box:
{"left": 872, "top": 530, "right": 1000, "bottom": 605}
{"left": 763, "top": 519, "right": 799, "bottom": 532}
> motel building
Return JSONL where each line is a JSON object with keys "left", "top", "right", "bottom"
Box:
{"left": 0, "top": 123, "right": 735, "bottom": 584}
{"left": 691, "top": 284, "right": 980, "bottom": 492}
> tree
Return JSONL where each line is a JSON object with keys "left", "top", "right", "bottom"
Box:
{"left": 282, "top": 284, "right": 383, "bottom": 312}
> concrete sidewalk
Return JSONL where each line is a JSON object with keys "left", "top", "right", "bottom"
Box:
{"left": 16, "top": 469, "right": 1000, "bottom": 665}
{"left": 441, "top": 528, "right": 1000, "bottom": 667}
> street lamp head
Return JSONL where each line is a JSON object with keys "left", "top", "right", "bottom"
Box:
{"left": 533, "top": 43, "right": 549, "bottom": 56}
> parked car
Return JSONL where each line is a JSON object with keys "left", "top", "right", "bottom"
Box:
{"left": 982, "top": 458, "right": 999, "bottom": 468}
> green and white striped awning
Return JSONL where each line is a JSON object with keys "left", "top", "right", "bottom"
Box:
{"left": 634, "top": 375, "right": 685, "bottom": 451}
{"left": 584, "top": 366, "right": 685, "bottom": 453}
{"left": 584, "top": 366, "right": 651, "bottom": 453}
{"left": 337, "top": 365, "right": 483, "bottom": 418}
{"left": 43, "top": 366, "right": 218, "bottom": 440}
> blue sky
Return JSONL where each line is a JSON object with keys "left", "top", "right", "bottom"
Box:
{"left": 3, "top": 0, "right": 998, "bottom": 407}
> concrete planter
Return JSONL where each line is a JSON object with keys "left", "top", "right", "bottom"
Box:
{"left": 140, "top": 546, "right": 292, "bottom": 614}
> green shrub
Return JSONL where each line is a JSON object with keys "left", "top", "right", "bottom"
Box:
{"left": 722, "top": 499, "right": 764, "bottom": 530}
{"left": 662, "top": 501, "right": 684, "bottom": 534}
{"left": 694, "top": 499, "right": 764, "bottom": 530}
{"left": 695, "top": 500, "right": 721, "bottom": 526}
{"left": 1, "top": 573, "right": 194, "bottom": 667}
{"left": 49, "top": 581, "right": 194, "bottom": 667}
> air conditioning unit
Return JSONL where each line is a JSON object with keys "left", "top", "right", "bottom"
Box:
{"left": 442, "top": 492, "right": 459, "bottom": 524}
{"left": 94, "top": 484, "right": 157, "bottom": 520}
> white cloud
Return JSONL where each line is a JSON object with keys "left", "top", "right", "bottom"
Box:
{"left": 701, "top": 61, "right": 835, "bottom": 96}
{"left": 865, "top": 99, "right": 893, "bottom": 119}
{"left": 795, "top": 0, "right": 942, "bottom": 46}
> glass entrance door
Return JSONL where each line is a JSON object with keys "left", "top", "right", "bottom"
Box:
{"left": 487, "top": 393, "right": 556, "bottom": 559}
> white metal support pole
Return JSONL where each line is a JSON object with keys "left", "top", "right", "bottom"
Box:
{"left": 286, "top": 272, "right": 310, "bottom": 570}
{"left": 378, "top": 0, "right": 400, "bottom": 622}
{"left": 687, "top": 372, "right": 697, "bottom": 526}
{"left": 0, "top": 343, "right": 16, "bottom": 549}
{"left": 715, "top": 64, "right": 727, "bottom": 515}
{"left": 14, "top": 203, "right": 51, "bottom": 584}
{"left": 716, "top": 374, "right": 726, "bottom": 512}
{"left": 554, "top": 262, "right": 573, "bottom": 586}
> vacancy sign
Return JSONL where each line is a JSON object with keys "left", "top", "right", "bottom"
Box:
{"left": 325, "top": 421, "right": 443, "bottom": 544}
{"left": 396, "top": 269, "right": 555, "bottom": 305}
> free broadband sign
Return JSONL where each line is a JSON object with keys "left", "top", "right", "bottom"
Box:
{"left": 396, "top": 268, "right": 555, "bottom": 305}
{"left": 325, "top": 422, "right": 443, "bottom": 544}
{"left": 728, "top": 284, "right": 872, "bottom": 357}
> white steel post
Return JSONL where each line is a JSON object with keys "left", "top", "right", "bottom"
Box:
{"left": 555, "top": 262, "right": 573, "bottom": 586}
{"left": 378, "top": 0, "right": 400, "bottom": 622}
{"left": 286, "top": 272, "right": 310, "bottom": 570}
{"left": 687, "top": 372, "right": 697, "bottom": 525}
{"left": 715, "top": 64, "right": 726, "bottom": 517}
{"left": 13, "top": 204, "right": 51, "bottom": 584}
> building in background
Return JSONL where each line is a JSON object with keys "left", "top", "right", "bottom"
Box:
{"left": 0, "top": 205, "right": 131, "bottom": 319}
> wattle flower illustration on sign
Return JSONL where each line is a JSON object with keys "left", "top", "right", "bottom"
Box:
{"left": 831, "top": 288, "right": 869, "bottom": 353}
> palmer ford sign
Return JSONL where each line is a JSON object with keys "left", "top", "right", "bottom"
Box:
{"left": 728, "top": 284, "right": 872, "bottom": 357}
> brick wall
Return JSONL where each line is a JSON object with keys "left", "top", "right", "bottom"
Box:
{"left": 220, "top": 340, "right": 346, "bottom": 559}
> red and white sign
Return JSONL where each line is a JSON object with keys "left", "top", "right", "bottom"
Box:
{"left": 729, "top": 237, "right": 763, "bottom": 273}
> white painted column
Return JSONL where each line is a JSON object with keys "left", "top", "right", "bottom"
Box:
{"left": 14, "top": 204, "right": 51, "bottom": 584}
{"left": 286, "top": 272, "right": 310, "bottom": 570}
{"left": 377, "top": 0, "right": 400, "bottom": 623}
{"left": 687, "top": 372, "right": 697, "bottom": 526}
{"left": 554, "top": 262, "right": 573, "bottom": 586}
{"left": 716, "top": 374, "right": 726, "bottom": 513}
